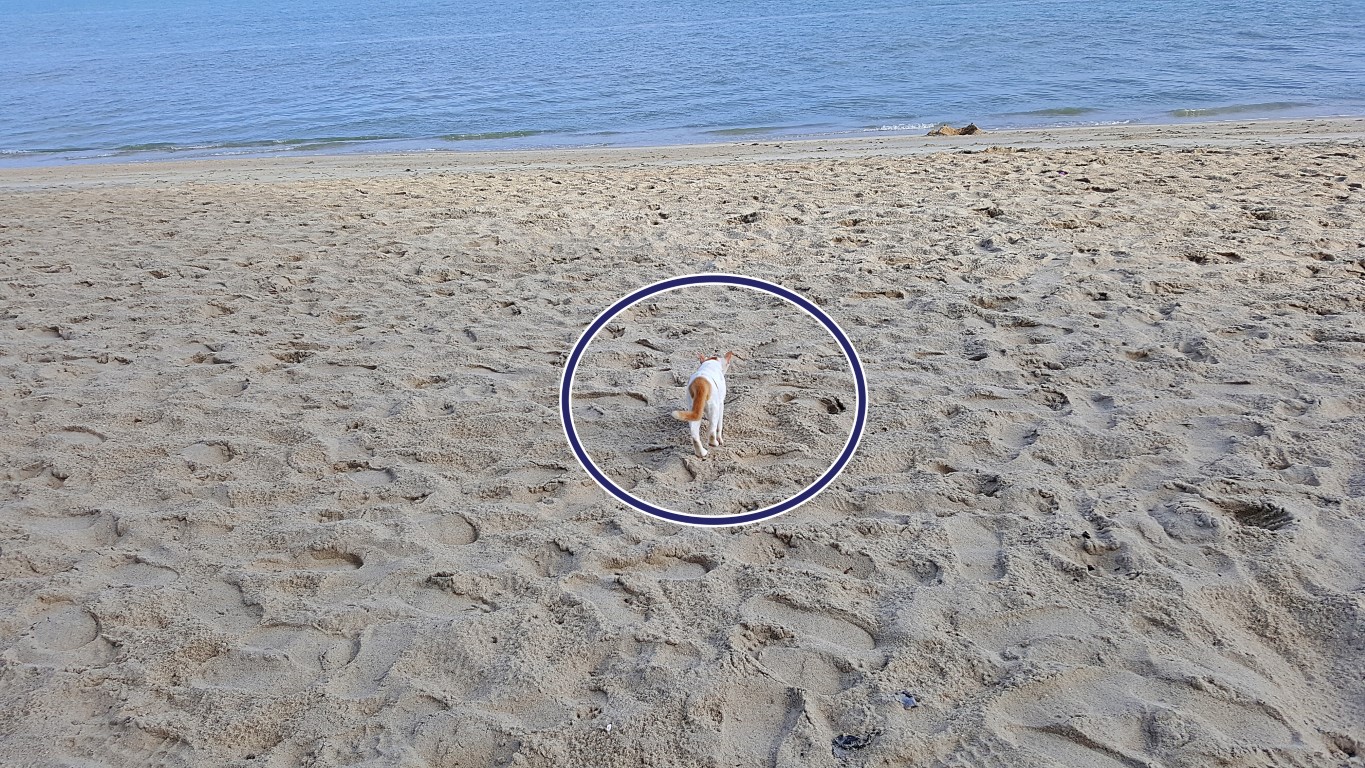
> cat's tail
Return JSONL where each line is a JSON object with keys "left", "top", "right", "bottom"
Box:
{"left": 672, "top": 378, "right": 710, "bottom": 422}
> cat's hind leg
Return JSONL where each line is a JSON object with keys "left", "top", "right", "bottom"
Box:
{"left": 705, "top": 403, "right": 721, "bottom": 447}
{"left": 712, "top": 404, "right": 725, "bottom": 447}
{"left": 689, "top": 418, "right": 708, "bottom": 458}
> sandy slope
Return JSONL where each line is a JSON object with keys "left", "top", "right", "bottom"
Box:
{"left": 1, "top": 120, "right": 1363, "bottom": 767}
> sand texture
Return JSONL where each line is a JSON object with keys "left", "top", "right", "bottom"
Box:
{"left": 1, "top": 120, "right": 1363, "bottom": 767}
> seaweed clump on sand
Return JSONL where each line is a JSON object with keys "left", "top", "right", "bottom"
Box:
{"left": 927, "top": 122, "right": 983, "bottom": 136}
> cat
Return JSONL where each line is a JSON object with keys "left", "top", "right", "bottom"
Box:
{"left": 672, "top": 352, "right": 733, "bottom": 458}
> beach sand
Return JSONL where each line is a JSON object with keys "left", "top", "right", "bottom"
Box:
{"left": 1, "top": 119, "right": 1363, "bottom": 767}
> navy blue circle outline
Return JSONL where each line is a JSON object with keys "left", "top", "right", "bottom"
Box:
{"left": 559, "top": 274, "right": 867, "bottom": 527}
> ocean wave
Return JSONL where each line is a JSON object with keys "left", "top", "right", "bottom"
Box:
{"left": 1004, "top": 107, "right": 1101, "bottom": 117}
{"left": 0, "top": 146, "right": 98, "bottom": 155}
{"left": 115, "top": 136, "right": 395, "bottom": 152}
{"left": 863, "top": 123, "right": 935, "bottom": 132}
{"left": 1170, "top": 102, "right": 1310, "bottom": 118}
{"left": 702, "top": 126, "right": 788, "bottom": 136}
{"left": 440, "top": 130, "right": 550, "bottom": 141}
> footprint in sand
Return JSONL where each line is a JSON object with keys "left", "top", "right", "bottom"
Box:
{"left": 745, "top": 596, "right": 876, "bottom": 654}
{"left": 699, "top": 597, "right": 879, "bottom": 762}
{"left": 782, "top": 539, "right": 875, "bottom": 579}
{"left": 26, "top": 602, "right": 99, "bottom": 651}
{"left": 347, "top": 467, "right": 396, "bottom": 486}
{"left": 12, "top": 601, "right": 115, "bottom": 666}
{"left": 181, "top": 441, "right": 233, "bottom": 465}
{"left": 712, "top": 674, "right": 803, "bottom": 764}
{"left": 563, "top": 575, "right": 643, "bottom": 626}
{"left": 56, "top": 426, "right": 106, "bottom": 446}
{"left": 943, "top": 514, "right": 1007, "bottom": 582}
{"left": 109, "top": 560, "right": 179, "bottom": 586}
{"left": 17, "top": 325, "right": 63, "bottom": 339}
{"left": 635, "top": 555, "right": 709, "bottom": 581}
{"left": 1212, "top": 497, "right": 1295, "bottom": 531}
{"left": 191, "top": 626, "right": 343, "bottom": 693}
{"left": 250, "top": 549, "right": 363, "bottom": 572}
{"left": 421, "top": 511, "right": 478, "bottom": 546}
{"left": 188, "top": 579, "right": 262, "bottom": 635}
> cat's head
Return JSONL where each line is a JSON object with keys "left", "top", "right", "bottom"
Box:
{"left": 698, "top": 351, "right": 735, "bottom": 371}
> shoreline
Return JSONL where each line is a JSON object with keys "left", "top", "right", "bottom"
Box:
{"left": 3, "top": 117, "right": 1364, "bottom": 189}
{"left": 5, "top": 106, "right": 1365, "bottom": 169}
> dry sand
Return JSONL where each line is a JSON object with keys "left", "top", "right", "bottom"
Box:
{"left": 1, "top": 119, "right": 1363, "bottom": 767}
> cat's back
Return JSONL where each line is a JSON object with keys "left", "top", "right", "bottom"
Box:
{"left": 693, "top": 358, "right": 727, "bottom": 398}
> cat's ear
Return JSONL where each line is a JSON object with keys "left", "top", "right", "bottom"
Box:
{"left": 724, "top": 351, "right": 734, "bottom": 369}
{"left": 697, "top": 353, "right": 707, "bottom": 362}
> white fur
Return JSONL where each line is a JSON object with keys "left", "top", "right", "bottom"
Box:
{"left": 674, "top": 353, "right": 731, "bottom": 458}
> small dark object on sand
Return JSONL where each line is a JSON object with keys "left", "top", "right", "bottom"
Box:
{"left": 927, "top": 123, "right": 982, "bottom": 136}
{"left": 898, "top": 691, "right": 920, "bottom": 709}
{"left": 832, "top": 733, "right": 875, "bottom": 758}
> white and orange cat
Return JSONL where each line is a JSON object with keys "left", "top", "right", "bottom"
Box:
{"left": 672, "top": 351, "right": 733, "bottom": 458}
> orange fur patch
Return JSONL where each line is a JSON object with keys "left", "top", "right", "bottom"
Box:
{"left": 672, "top": 377, "right": 711, "bottom": 422}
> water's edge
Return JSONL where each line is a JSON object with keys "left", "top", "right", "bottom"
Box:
{"left": 5, "top": 104, "right": 1364, "bottom": 169}
{"left": 4, "top": 117, "right": 1362, "bottom": 178}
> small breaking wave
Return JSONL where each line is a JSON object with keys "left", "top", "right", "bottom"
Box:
{"left": 1005, "top": 107, "right": 1101, "bottom": 117}
{"left": 863, "top": 123, "right": 935, "bottom": 132}
{"left": 440, "top": 130, "right": 550, "bottom": 141}
{"left": 702, "top": 126, "right": 787, "bottom": 136}
{"left": 1170, "top": 102, "right": 1310, "bottom": 118}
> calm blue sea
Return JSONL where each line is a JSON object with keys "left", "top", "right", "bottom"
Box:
{"left": 3, "top": 0, "right": 1363, "bottom": 165}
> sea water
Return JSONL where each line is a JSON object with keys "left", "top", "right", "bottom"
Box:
{"left": 3, "top": 0, "right": 1363, "bottom": 164}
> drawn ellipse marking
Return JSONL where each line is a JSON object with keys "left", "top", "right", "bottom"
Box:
{"left": 560, "top": 273, "right": 867, "bottom": 527}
